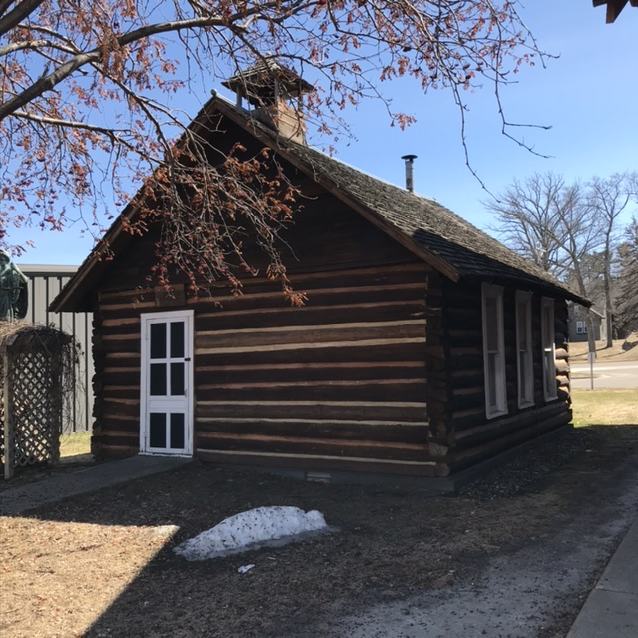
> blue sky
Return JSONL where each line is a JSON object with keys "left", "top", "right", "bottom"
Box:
{"left": 13, "top": 1, "right": 638, "bottom": 265}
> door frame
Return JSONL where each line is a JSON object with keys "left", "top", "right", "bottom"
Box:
{"left": 139, "top": 309, "right": 195, "bottom": 457}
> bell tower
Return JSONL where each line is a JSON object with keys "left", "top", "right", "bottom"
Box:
{"left": 222, "top": 61, "right": 314, "bottom": 144}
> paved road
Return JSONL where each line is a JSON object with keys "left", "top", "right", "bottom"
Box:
{"left": 570, "top": 361, "right": 638, "bottom": 390}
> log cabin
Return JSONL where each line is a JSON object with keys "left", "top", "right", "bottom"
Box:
{"left": 51, "top": 64, "right": 590, "bottom": 486}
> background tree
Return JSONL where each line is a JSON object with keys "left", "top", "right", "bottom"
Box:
{"left": 484, "top": 173, "right": 570, "bottom": 277}
{"left": 489, "top": 171, "right": 601, "bottom": 353}
{"left": 0, "top": 0, "right": 548, "bottom": 298}
{"left": 490, "top": 170, "right": 638, "bottom": 348}
{"left": 585, "top": 173, "right": 635, "bottom": 346}
{"left": 615, "top": 216, "right": 638, "bottom": 337}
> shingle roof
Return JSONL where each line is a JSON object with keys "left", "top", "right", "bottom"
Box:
{"left": 224, "top": 100, "right": 587, "bottom": 304}
{"left": 50, "top": 94, "right": 589, "bottom": 312}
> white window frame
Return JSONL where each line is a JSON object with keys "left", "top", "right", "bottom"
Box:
{"left": 576, "top": 320, "right": 587, "bottom": 335}
{"left": 140, "top": 309, "right": 195, "bottom": 457}
{"left": 541, "top": 297, "right": 558, "bottom": 402}
{"left": 481, "top": 283, "right": 507, "bottom": 419}
{"left": 515, "top": 291, "right": 534, "bottom": 409}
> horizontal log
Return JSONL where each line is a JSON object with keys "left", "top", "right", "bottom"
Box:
{"left": 557, "top": 373, "right": 570, "bottom": 387}
{"left": 98, "top": 417, "right": 139, "bottom": 431}
{"left": 95, "top": 429, "right": 138, "bottom": 440}
{"left": 99, "top": 262, "right": 427, "bottom": 305}
{"left": 452, "top": 401, "right": 569, "bottom": 448}
{"left": 99, "top": 281, "right": 427, "bottom": 320}
{"left": 195, "top": 320, "right": 425, "bottom": 350}
{"left": 196, "top": 448, "right": 439, "bottom": 477}
{"left": 103, "top": 370, "right": 140, "bottom": 385}
{"left": 103, "top": 385, "right": 139, "bottom": 400}
{"left": 197, "top": 417, "right": 428, "bottom": 443}
{"left": 196, "top": 400, "right": 426, "bottom": 422}
{"left": 195, "top": 379, "right": 427, "bottom": 403}
{"left": 93, "top": 443, "right": 138, "bottom": 458}
{"left": 99, "top": 300, "right": 156, "bottom": 313}
{"left": 102, "top": 316, "right": 140, "bottom": 327}
{"left": 99, "top": 287, "right": 153, "bottom": 303}
{"left": 103, "top": 333, "right": 140, "bottom": 342}
{"left": 196, "top": 431, "right": 430, "bottom": 462}
{"left": 101, "top": 411, "right": 139, "bottom": 422}
{"left": 195, "top": 336, "right": 425, "bottom": 357}
{"left": 450, "top": 411, "right": 571, "bottom": 471}
{"left": 188, "top": 281, "right": 426, "bottom": 309}
{"left": 103, "top": 399, "right": 139, "bottom": 418}
{"left": 196, "top": 300, "right": 426, "bottom": 331}
{"left": 195, "top": 361, "right": 425, "bottom": 384}
{"left": 195, "top": 342, "right": 426, "bottom": 366}
{"left": 102, "top": 337, "right": 141, "bottom": 354}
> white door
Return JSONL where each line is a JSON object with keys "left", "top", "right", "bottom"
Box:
{"left": 140, "top": 310, "right": 194, "bottom": 456}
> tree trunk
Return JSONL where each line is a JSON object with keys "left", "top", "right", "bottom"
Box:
{"left": 603, "top": 250, "right": 614, "bottom": 348}
{"left": 573, "top": 269, "right": 597, "bottom": 355}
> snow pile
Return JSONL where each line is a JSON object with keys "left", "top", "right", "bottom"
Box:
{"left": 174, "top": 506, "right": 328, "bottom": 560}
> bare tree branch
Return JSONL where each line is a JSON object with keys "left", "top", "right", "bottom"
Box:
{"left": 0, "top": 0, "right": 43, "bottom": 37}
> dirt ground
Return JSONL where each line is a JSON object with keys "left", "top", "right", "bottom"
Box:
{"left": 1, "top": 422, "right": 637, "bottom": 638}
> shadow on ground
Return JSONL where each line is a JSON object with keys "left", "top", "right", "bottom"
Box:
{"left": 2, "top": 424, "right": 638, "bottom": 638}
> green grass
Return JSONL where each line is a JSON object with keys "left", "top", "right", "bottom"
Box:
{"left": 572, "top": 389, "right": 638, "bottom": 427}
{"left": 59, "top": 432, "right": 92, "bottom": 458}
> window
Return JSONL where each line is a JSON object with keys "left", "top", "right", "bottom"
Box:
{"left": 482, "top": 284, "right": 507, "bottom": 418}
{"left": 576, "top": 320, "right": 587, "bottom": 335}
{"left": 516, "top": 291, "right": 534, "bottom": 408}
{"left": 541, "top": 297, "right": 558, "bottom": 401}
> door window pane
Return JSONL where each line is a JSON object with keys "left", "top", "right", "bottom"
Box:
{"left": 171, "top": 362, "right": 185, "bottom": 396}
{"left": 150, "top": 323, "right": 167, "bottom": 359}
{"left": 150, "top": 363, "right": 167, "bottom": 395}
{"left": 170, "top": 413, "right": 185, "bottom": 449}
{"left": 171, "top": 321, "right": 185, "bottom": 358}
{"left": 150, "top": 412, "right": 166, "bottom": 448}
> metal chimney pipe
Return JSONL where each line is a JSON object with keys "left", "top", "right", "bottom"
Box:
{"left": 401, "top": 154, "right": 417, "bottom": 192}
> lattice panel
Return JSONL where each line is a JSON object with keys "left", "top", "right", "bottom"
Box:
{"left": 1, "top": 326, "right": 69, "bottom": 478}
{"left": 10, "top": 351, "right": 62, "bottom": 466}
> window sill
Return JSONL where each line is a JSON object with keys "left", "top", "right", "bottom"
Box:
{"left": 485, "top": 408, "right": 508, "bottom": 420}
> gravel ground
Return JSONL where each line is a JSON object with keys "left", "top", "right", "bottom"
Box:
{"left": 1, "top": 424, "right": 637, "bottom": 638}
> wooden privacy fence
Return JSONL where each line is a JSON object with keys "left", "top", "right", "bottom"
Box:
{"left": 20, "top": 264, "right": 93, "bottom": 433}
{"left": 1, "top": 325, "right": 75, "bottom": 479}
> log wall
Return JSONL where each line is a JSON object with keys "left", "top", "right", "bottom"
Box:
{"left": 89, "top": 189, "right": 573, "bottom": 479}
{"left": 90, "top": 200, "right": 447, "bottom": 476}
{"left": 434, "top": 279, "right": 571, "bottom": 473}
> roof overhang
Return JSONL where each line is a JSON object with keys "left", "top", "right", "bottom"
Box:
{"left": 593, "top": 0, "right": 638, "bottom": 22}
